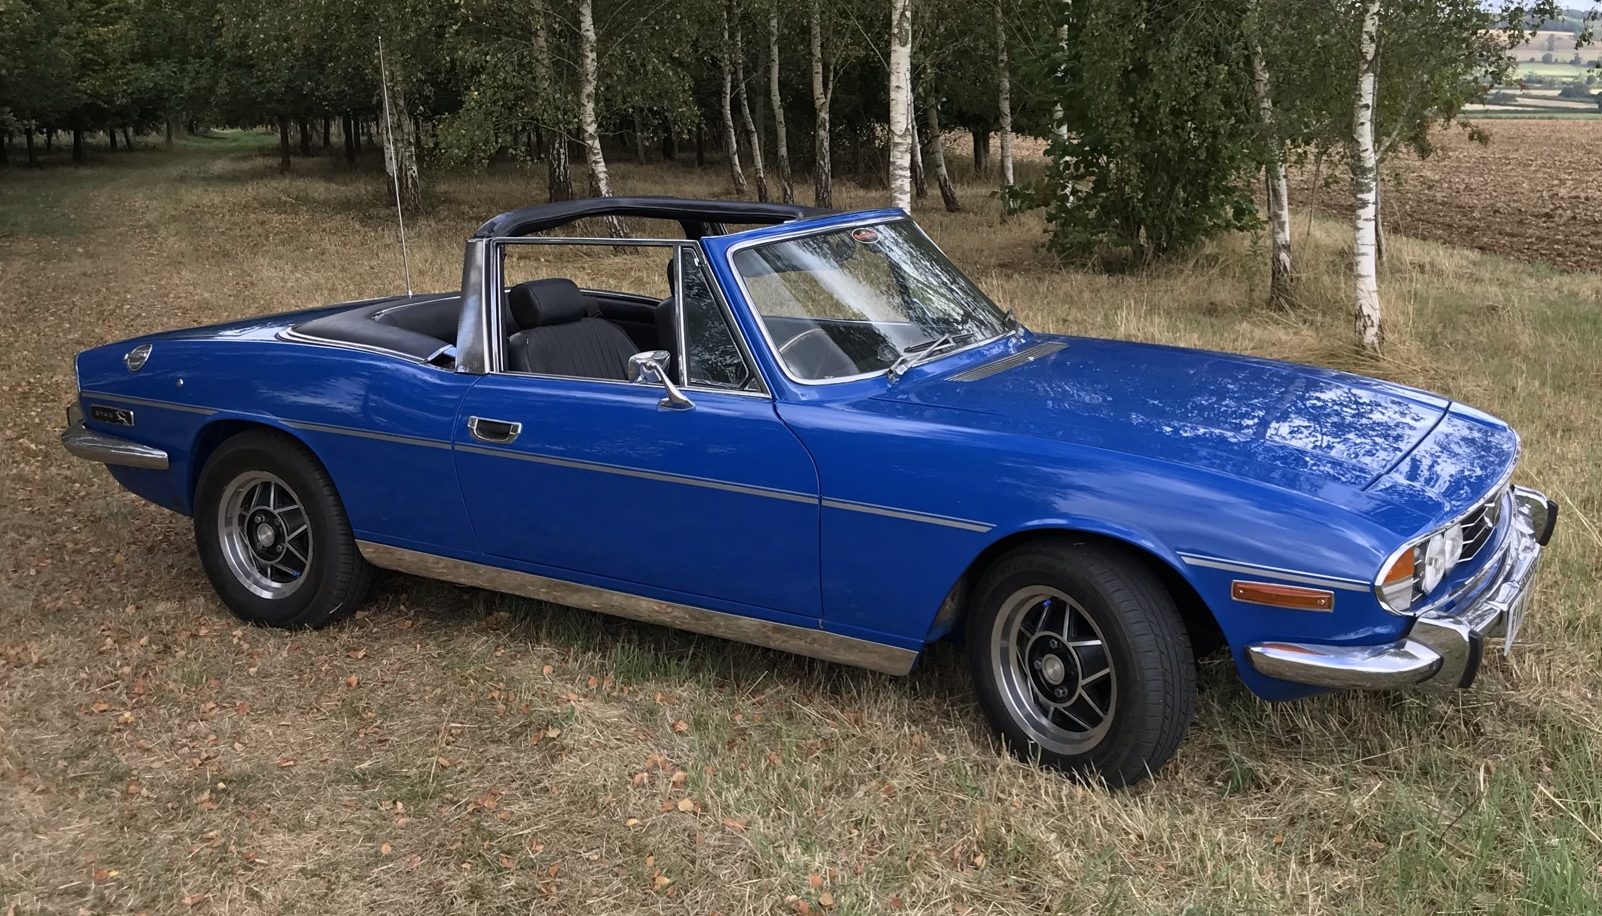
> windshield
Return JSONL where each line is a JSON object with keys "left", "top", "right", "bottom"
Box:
{"left": 733, "top": 220, "right": 1010, "bottom": 382}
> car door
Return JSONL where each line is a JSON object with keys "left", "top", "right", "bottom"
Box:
{"left": 451, "top": 246, "right": 821, "bottom": 626}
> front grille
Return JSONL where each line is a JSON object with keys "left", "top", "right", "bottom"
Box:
{"left": 1459, "top": 488, "right": 1505, "bottom": 562}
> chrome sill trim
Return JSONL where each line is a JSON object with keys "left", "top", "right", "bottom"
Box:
{"left": 62, "top": 416, "right": 170, "bottom": 470}
{"left": 452, "top": 444, "right": 818, "bottom": 504}
{"left": 356, "top": 541, "right": 919, "bottom": 676}
{"left": 1177, "top": 553, "right": 1371, "bottom": 592}
{"left": 283, "top": 419, "right": 452, "bottom": 450}
{"left": 77, "top": 390, "right": 216, "bottom": 416}
{"left": 820, "top": 498, "right": 994, "bottom": 533}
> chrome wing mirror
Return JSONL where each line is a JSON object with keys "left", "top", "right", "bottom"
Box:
{"left": 628, "top": 350, "right": 694, "bottom": 411}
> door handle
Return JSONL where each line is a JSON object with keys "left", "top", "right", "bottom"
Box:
{"left": 467, "top": 416, "right": 522, "bottom": 444}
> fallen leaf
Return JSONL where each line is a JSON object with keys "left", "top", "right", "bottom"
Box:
{"left": 809, "top": 874, "right": 824, "bottom": 889}
{"left": 721, "top": 817, "right": 748, "bottom": 832}
{"left": 435, "top": 756, "right": 454, "bottom": 769}
{"left": 89, "top": 700, "right": 111, "bottom": 714}
{"left": 380, "top": 843, "right": 392, "bottom": 855}
{"left": 631, "top": 771, "right": 649, "bottom": 787}
{"left": 671, "top": 720, "right": 689, "bottom": 733}
{"left": 676, "top": 798, "right": 696, "bottom": 813}
{"left": 181, "top": 894, "right": 207, "bottom": 907}
{"left": 625, "top": 817, "right": 641, "bottom": 827}
{"left": 347, "top": 649, "right": 366, "bottom": 659}
{"left": 345, "top": 675, "right": 359, "bottom": 689}
{"left": 888, "top": 895, "right": 904, "bottom": 910}
{"left": 541, "top": 665, "right": 554, "bottom": 675}
{"left": 818, "top": 891, "right": 835, "bottom": 909}
{"left": 276, "top": 757, "right": 296, "bottom": 768}
{"left": 654, "top": 874, "right": 672, "bottom": 890}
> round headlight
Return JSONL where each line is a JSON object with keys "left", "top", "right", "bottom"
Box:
{"left": 1419, "top": 525, "right": 1463, "bottom": 595}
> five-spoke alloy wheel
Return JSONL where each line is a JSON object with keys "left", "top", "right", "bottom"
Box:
{"left": 968, "top": 542, "right": 1195, "bottom": 787}
{"left": 195, "top": 430, "right": 370, "bottom": 629}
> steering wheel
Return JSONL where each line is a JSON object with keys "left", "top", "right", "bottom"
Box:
{"left": 778, "top": 328, "right": 859, "bottom": 380}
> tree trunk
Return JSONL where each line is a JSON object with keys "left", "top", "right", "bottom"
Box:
{"left": 735, "top": 22, "right": 769, "bottom": 201}
{"left": 321, "top": 116, "right": 331, "bottom": 149}
{"left": 925, "top": 103, "right": 961, "bottom": 212}
{"left": 809, "top": 0, "right": 833, "bottom": 208}
{"left": 720, "top": 0, "right": 749, "bottom": 196}
{"left": 661, "top": 115, "right": 676, "bottom": 160}
{"left": 108, "top": 127, "right": 117, "bottom": 151}
{"left": 532, "top": 0, "right": 574, "bottom": 203}
{"left": 44, "top": 129, "right": 53, "bottom": 152}
{"left": 1250, "top": 35, "right": 1292, "bottom": 307}
{"left": 768, "top": 1, "right": 794, "bottom": 203}
{"left": 577, "top": 0, "right": 627, "bottom": 237}
{"left": 696, "top": 120, "right": 706, "bottom": 168}
{"left": 995, "top": 0, "right": 1015, "bottom": 202}
{"left": 72, "top": 127, "right": 85, "bottom": 163}
{"left": 1352, "top": 0, "right": 1383, "bottom": 352}
{"left": 632, "top": 110, "right": 647, "bottom": 164}
{"left": 23, "top": 127, "right": 35, "bottom": 167}
{"left": 342, "top": 113, "right": 356, "bottom": 164}
{"left": 887, "top": 0, "right": 914, "bottom": 211}
{"left": 971, "top": 128, "right": 990, "bottom": 176}
{"left": 1374, "top": 175, "right": 1386, "bottom": 263}
{"left": 299, "top": 120, "right": 312, "bottom": 157}
{"left": 1, "top": 128, "right": 10, "bottom": 165}
{"left": 380, "top": 76, "right": 422, "bottom": 211}
{"left": 1051, "top": 21, "right": 1072, "bottom": 203}
{"left": 275, "top": 117, "right": 290, "bottom": 172}
{"left": 165, "top": 114, "right": 175, "bottom": 149}
{"left": 910, "top": 112, "right": 928, "bottom": 200}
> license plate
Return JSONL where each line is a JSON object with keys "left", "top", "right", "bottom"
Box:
{"left": 1501, "top": 588, "right": 1530, "bottom": 655}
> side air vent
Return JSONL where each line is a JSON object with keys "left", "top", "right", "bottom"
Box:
{"left": 948, "top": 340, "right": 1068, "bottom": 382}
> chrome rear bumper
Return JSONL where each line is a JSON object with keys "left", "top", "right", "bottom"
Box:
{"left": 1247, "top": 486, "right": 1555, "bottom": 691}
{"left": 61, "top": 404, "right": 170, "bottom": 471}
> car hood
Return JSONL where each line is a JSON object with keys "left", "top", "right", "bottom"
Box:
{"left": 878, "top": 335, "right": 1516, "bottom": 529}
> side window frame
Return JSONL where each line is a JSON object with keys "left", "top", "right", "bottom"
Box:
{"left": 675, "top": 244, "right": 769, "bottom": 397}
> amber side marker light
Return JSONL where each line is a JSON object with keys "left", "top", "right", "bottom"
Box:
{"left": 1231, "top": 581, "right": 1336, "bottom": 611}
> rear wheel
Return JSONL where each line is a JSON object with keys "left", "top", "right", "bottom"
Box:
{"left": 967, "top": 542, "right": 1195, "bottom": 787}
{"left": 194, "top": 430, "right": 370, "bottom": 628}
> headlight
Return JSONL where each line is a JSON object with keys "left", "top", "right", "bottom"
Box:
{"left": 1376, "top": 526, "right": 1463, "bottom": 613}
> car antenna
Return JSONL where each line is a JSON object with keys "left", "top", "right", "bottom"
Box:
{"left": 378, "top": 35, "right": 414, "bottom": 297}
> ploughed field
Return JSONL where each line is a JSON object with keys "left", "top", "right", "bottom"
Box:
{"left": 2, "top": 132, "right": 1600, "bottom": 915}
{"left": 1303, "top": 119, "right": 1602, "bottom": 272}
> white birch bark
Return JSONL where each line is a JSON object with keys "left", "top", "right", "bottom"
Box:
{"left": 577, "top": 0, "right": 626, "bottom": 237}
{"left": 887, "top": 0, "right": 914, "bottom": 211}
{"left": 379, "top": 61, "right": 421, "bottom": 211}
{"left": 995, "top": 0, "right": 1014, "bottom": 194}
{"left": 809, "top": 0, "right": 832, "bottom": 207}
{"left": 532, "top": 0, "right": 572, "bottom": 202}
{"left": 1250, "top": 36, "right": 1292, "bottom": 306}
{"left": 1352, "top": 0, "right": 1382, "bottom": 351}
{"left": 769, "top": 1, "right": 795, "bottom": 203}
{"left": 720, "top": 0, "right": 748, "bottom": 196}
{"left": 925, "top": 101, "right": 960, "bottom": 212}
{"left": 1051, "top": 18, "right": 1071, "bottom": 203}
{"left": 735, "top": 22, "right": 769, "bottom": 201}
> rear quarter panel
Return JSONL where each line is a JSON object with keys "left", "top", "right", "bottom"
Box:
{"left": 75, "top": 333, "right": 480, "bottom": 556}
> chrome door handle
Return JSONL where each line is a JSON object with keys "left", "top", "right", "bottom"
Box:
{"left": 467, "top": 416, "right": 522, "bottom": 444}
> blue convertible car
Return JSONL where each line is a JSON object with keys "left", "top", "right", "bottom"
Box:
{"left": 63, "top": 198, "right": 1557, "bottom": 785}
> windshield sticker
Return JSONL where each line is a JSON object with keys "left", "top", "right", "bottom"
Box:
{"left": 851, "top": 227, "right": 881, "bottom": 244}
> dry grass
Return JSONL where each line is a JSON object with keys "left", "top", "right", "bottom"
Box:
{"left": 2, "top": 131, "right": 1600, "bottom": 915}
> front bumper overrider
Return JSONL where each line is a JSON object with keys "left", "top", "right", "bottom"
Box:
{"left": 1246, "top": 486, "right": 1557, "bottom": 691}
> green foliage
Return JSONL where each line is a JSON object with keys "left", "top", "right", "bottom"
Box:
{"left": 1037, "top": 0, "right": 1260, "bottom": 267}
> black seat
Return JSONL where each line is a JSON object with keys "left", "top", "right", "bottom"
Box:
{"left": 506, "top": 279, "right": 639, "bottom": 380}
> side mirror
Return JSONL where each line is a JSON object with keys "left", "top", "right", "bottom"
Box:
{"left": 628, "top": 350, "right": 694, "bottom": 411}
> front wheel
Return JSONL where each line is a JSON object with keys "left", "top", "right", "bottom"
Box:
{"left": 967, "top": 542, "right": 1195, "bottom": 787}
{"left": 194, "top": 430, "right": 371, "bottom": 629}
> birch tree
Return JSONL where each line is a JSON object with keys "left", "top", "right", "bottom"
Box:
{"left": 809, "top": 0, "right": 834, "bottom": 207}
{"left": 887, "top": 0, "right": 914, "bottom": 211}
{"left": 532, "top": 0, "right": 572, "bottom": 202}
{"left": 924, "top": 99, "right": 961, "bottom": 211}
{"left": 735, "top": 21, "right": 770, "bottom": 201}
{"left": 768, "top": 0, "right": 795, "bottom": 203}
{"left": 1351, "top": 0, "right": 1383, "bottom": 351}
{"left": 1248, "top": 22, "right": 1291, "bottom": 306}
{"left": 576, "top": 0, "right": 626, "bottom": 237}
{"left": 720, "top": 0, "right": 748, "bottom": 196}
{"left": 994, "top": 0, "right": 1015, "bottom": 208}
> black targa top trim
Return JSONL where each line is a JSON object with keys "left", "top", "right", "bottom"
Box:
{"left": 472, "top": 196, "right": 828, "bottom": 240}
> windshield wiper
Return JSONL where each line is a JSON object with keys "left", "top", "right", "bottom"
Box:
{"left": 887, "top": 332, "right": 974, "bottom": 382}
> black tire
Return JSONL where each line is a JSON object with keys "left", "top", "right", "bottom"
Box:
{"left": 966, "top": 541, "right": 1195, "bottom": 788}
{"left": 193, "top": 429, "right": 371, "bottom": 629}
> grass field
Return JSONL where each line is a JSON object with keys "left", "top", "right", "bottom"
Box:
{"left": 2, "top": 131, "right": 1601, "bottom": 915}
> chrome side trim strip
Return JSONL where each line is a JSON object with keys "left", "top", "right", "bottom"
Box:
{"left": 356, "top": 541, "right": 919, "bottom": 676}
{"left": 948, "top": 340, "right": 1068, "bottom": 382}
{"left": 821, "top": 498, "right": 994, "bottom": 533}
{"left": 453, "top": 443, "right": 817, "bottom": 504}
{"left": 283, "top": 419, "right": 452, "bottom": 450}
{"left": 78, "top": 391, "right": 216, "bottom": 416}
{"left": 1178, "top": 553, "right": 1371, "bottom": 591}
{"left": 62, "top": 415, "right": 170, "bottom": 470}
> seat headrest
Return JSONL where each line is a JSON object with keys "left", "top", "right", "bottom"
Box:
{"left": 508, "top": 279, "right": 588, "bottom": 329}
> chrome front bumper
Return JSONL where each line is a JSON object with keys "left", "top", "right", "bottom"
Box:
{"left": 61, "top": 404, "right": 170, "bottom": 470}
{"left": 1247, "top": 486, "right": 1557, "bottom": 691}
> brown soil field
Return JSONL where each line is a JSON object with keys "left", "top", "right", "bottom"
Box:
{"left": 1302, "top": 119, "right": 1602, "bottom": 272}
